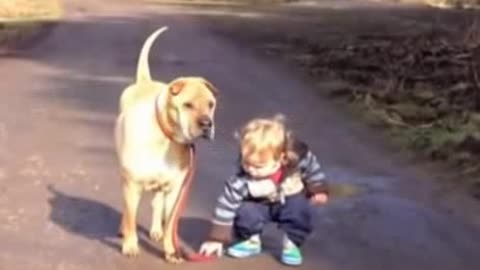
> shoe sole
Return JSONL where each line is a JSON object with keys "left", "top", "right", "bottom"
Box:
{"left": 227, "top": 248, "right": 261, "bottom": 258}
{"left": 281, "top": 256, "right": 303, "bottom": 266}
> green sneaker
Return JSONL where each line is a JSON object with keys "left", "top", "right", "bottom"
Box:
{"left": 281, "top": 238, "right": 303, "bottom": 266}
{"left": 227, "top": 235, "right": 262, "bottom": 258}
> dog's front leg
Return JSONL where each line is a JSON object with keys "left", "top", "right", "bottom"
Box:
{"left": 121, "top": 181, "right": 141, "bottom": 257}
{"left": 162, "top": 175, "right": 187, "bottom": 263}
{"left": 150, "top": 191, "right": 164, "bottom": 242}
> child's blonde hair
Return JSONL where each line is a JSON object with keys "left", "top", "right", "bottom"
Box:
{"left": 236, "top": 114, "right": 300, "bottom": 167}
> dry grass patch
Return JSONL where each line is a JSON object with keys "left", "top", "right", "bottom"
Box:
{"left": 0, "top": 0, "right": 62, "bottom": 54}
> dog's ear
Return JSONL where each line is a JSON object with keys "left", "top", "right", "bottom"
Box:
{"left": 202, "top": 79, "right": 219, "bottom": 97}
{"left": 169, "top": 78, "right": 186, "bottom": 96}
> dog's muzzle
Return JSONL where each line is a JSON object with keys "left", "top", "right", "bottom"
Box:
{"left": 198, "top": 117, "right": 214, "bottom": 140}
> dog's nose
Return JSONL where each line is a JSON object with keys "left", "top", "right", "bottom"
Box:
{"left": 198, "top": 117, "right": 212, "bottom": 129}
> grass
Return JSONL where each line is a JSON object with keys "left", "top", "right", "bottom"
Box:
{"left": 0, "top": 0, "right": 62, "bottom": 53}
{"left": 0, "top": 0, "right": 62, "bottom": 20}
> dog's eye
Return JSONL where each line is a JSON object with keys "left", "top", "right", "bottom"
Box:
{"left": 184, "top": 102, "right": 194, "bottom": 109}
{"left": 208, "top": 101, "right": 214, "bottom": 109}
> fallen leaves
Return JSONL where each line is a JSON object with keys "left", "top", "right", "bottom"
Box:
{"left": 271, "top": 16, "right": 480, "bottom": 195}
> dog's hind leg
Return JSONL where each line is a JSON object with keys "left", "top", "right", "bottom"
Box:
{"left": 121, "top": 181, "right": 142, "bottom": 257}
{"left": 150, "top": 191, "right": 165, "bottom": 242}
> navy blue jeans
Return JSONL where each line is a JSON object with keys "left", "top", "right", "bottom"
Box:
{"left": 233, "top": 193, "right": 313, "bottom": 246}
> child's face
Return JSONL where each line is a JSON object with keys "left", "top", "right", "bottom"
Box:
{"left": 242, "top": 160, "right": 282, "bottom": 178}
{"left": 241, "top": 151, "right": 282, "bottom": 178}
{"left": 239, "top": 117, "right": 286, "bottom": 178}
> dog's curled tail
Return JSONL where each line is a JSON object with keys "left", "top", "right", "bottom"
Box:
{"left": 136, "top": 26, "right": 169, "bottom": 84}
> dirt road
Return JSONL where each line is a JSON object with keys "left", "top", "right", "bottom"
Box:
{"left": 0, "top": 0, "right": 479, "bottom": 269}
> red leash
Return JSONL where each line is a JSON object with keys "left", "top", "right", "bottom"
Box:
{"left": 168, "top": 145, "right": 215, "bottom": 262}
{"left": 156, "top": 96, "right": 214, "bottom": 262}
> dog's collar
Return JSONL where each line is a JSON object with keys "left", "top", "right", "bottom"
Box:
{"left": 155, "top": 95, "right": 177, "bottom": 142}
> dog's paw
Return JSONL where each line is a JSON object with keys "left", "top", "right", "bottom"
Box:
{"left": 165, "top": 253, "right": 184, "bottom": 264}
{"left": 149, "top": 228, "right": 163, "bottom": 242}
{"left": 122, "top": 238, "right": 140, "bottom": 257}
{"left": 160, "top": 181, "right": 173, "bottom": 193}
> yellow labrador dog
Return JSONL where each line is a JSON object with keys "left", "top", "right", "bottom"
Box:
{"left": 114, "top": 26, "right": 218, "bottom": 263}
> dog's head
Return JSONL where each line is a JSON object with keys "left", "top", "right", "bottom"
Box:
{"left": 166, "top": 77, "right": 218, "bottom": 142}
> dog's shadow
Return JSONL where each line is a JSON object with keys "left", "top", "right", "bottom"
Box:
{"left": 47, "top": 185, "right": 210, "bottom": 256}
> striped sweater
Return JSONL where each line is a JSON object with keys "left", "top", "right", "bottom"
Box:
{"left": 208, "top": 140, "right": 329, "bottom": 243}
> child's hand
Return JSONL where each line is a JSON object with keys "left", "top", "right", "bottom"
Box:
{"left": 310, "top": 193, "right": 328, "bottom": 205}
{"left": 199, "top": 241, "right": 224, "bottom": 257}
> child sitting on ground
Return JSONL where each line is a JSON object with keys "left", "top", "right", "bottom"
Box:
{"left": 199, "top": 114, "right": 329, "bottom": 266}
